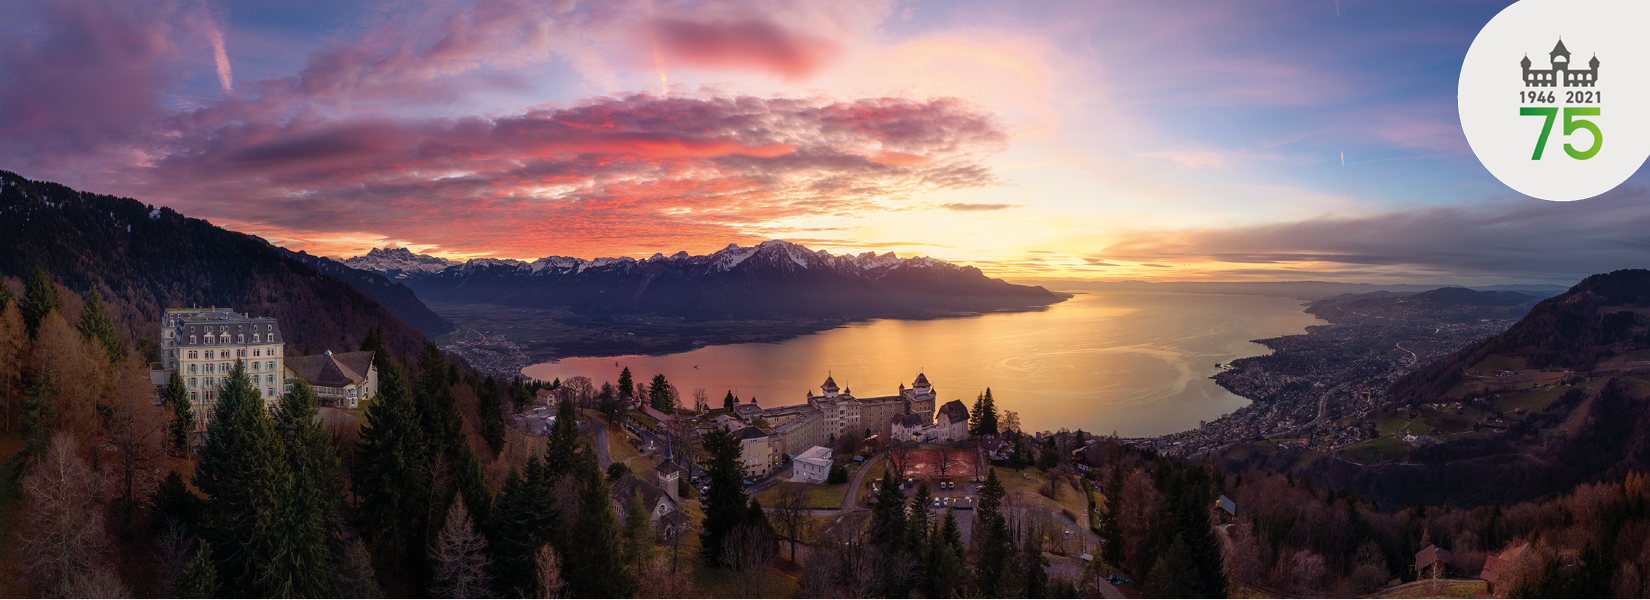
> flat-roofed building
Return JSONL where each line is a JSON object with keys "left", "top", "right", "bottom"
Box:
{"left": 160, "top": 308, "right": 285, "bottom": 421}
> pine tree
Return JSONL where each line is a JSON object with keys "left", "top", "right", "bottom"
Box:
{"left": 75, "top": 288, "right": 121, "bottom": 363}
{"left": 543, "top": 397, "right": 580, "bottom": 478}
{"left": 566, "top": 444, "right": 633, "bottom": 597}
{"left": 1101, "top": 463, "right": 1125, "bottom": 567}
{"left": 477, "top": 377, "right": 505, "bottom": 455}
{"left": 618, "top": 367, "right": 635, "bottom": 400}
{"left": 724, "top": 390, "right": 736, "bottom": 411}
{"left": 649, "top": 373, "right": 673, "bottom": 413}
{"left": 976, "top": 468, "right": 1012, "bottom": 596}
{"left": 176, "top": 541, "right": 220, "bottom": 599}
{"left": 12, "top": 370, "right": 57, "bottom": 475}
{"left": 906, "top": 481, "right": 933, "bottom": 553}
{"left": 488, "top": 462, "right": 559, "bottom": 597}
{"left": 359, "top": 326, "right": 387, "bottom": 369}
{"left": 871, "top": 469, "right": 907, "bottom": 551}
{"left": 700, "top": 426, "right": 748, "bottom": 565}
{"left": 969, "top": 393, "right": 986, "bottom": 436}
{"left": 259, "top": 378, "right": 339, "bottom": 597}
{"left": 927, "top": 510, "right": 966, "bottom": 598}
{"left": 163, "top": 371, "right": 194, "bottom": 455}
{"left": 510, "top": 377, "right": 530, "bottom": 413}
{"left": 353, "top": 361, "right": 429, "bottom": 558}
{"left": 623, "top": 492, "right": 654, "bottom": 579}
{"left": 19, "top": 267, "right": 62, "bottom": 338}
{"left": 1038, "top": 435, "right": 1062, "bottom": 471}
{"left": 1023, "top": 528, "right": 1049, "bottom": 598}
{"left": 194, "top": 361, "right": 287, "bottom": 596}
{"left": 980, "top": 388, "right": 1000, "bottom": 435}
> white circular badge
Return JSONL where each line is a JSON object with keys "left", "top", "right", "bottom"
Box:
{"left": 1459, "top": 0, "right": 1650, "bottom": 201}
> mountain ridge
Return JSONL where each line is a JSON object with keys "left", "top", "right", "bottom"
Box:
{"left": 0, "top": 169, "right": 434, "bottom": 359}
{"left": 344, "top": 240, "right": 1064, "bottom": 320}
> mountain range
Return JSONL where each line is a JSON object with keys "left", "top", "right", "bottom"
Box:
{"left": 0, "top": 170, "right": 435, "bottom": 358}
{"left": 342, "top": 241, "right": 1064, "bottom": 319}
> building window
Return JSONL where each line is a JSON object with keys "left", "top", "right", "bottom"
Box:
{"left": 205, "top": 377, "right": 215, "bottom": 387}
{"left": 266, "top": 360, "right": 275, "bottom": 371}
{"left": 204, "top": 350, "right": 214, "bottom": 359}
{"left": 268, "top": 388, "right": 275, "bottom": 398}
{"left": 190, "top": 336, "right": 197, "bottom": 345}
{"left": 253, "top": 348, "right": 260, "bottom": 357}
{"left": 190, "top": 391, "right": 198, "bottom": 401}
{"left": 189, "top": 377, "right": 197, "bottom": 388}
{"left": 238, "top": 335, "right": 245, "bottom": 344}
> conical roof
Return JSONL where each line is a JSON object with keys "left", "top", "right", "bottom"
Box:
{"left": 913, "top": 372, "right": 931, "bottom": 388}
{"left": 821, "top": 375, "right": 839, "bottom": 391}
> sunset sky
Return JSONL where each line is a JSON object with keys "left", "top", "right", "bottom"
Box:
{"left": 6, "top": 0, "right": 1650, "bottom": 284}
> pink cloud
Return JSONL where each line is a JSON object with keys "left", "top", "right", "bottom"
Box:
{"left": 651, "top": 17, "right": 842, "bottom": 79}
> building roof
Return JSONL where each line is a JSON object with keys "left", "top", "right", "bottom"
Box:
{"left": 897, "top": 413, "right": 926, "bottom": 428}
{"left": 796, "top": 446, "right": 832, "bottom": 462}
{"left": 821, "top": 375, "right": 839, "bottom": 392}
{"left": 1416, "top": 545, "right": 1454, "bottom": 570}
{"left": 641, "top": 405, "right": 672, "bottom": 423}
{"left": 939, "top": 399, "right": 969, "bottom": 424}
{"left": 611, "top": 474, "right": 673, "bottom": 519}
{"left": 1480, "top": 543, "right": 1530, "bottom": 583}
{"left": 656, "top": 460, "right": 683, "bottom": 476}
{"left": 285, "top": 350, "right": 375, "bottom": 388}
{"left": 1218, "top": 495, "right": 1237, "bottom": 516}
{"left": 735, "top": 426, "right": 768, "bottom": 441}
{"left": 913, "top": 372, "right": 931, "bottom": 388}
{"left": 1551, "top": 38, "right": 1570, "bottom": 58}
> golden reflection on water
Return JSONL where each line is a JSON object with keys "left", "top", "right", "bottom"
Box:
{"left": 520, "top": 291, "right": 1323, "bottom": 437}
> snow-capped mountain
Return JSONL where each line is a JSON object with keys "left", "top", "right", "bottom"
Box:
{"left": 343, "top": 240, "right": 1061, "bottom": 319}
{"left": 341, "top": 246, "right": 459, "bottom": 279}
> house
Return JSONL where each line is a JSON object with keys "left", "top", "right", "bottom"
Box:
{"left": 283, "top": 350, "right": 378, "bottom": 409}
{"left": 1416, "top": 544, "right": 1454, "bottom": 579}
{"left": 890, "top": 399, "right": 971, "bottom": 444}
{"left": 611, "top": 474, "right": 677, "bottom": 528}
{"left": 1217, "top": 495, "right": 1237, "bottom": 517}
{"left": 793, "top": 446, "right": 832, "bottom": 484}
{"left": 1479, "top": 542, "right": 1531, "bottom": 596}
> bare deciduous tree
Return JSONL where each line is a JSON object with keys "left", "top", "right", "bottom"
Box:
{"left": 560, "top": 376, "right": 595, "bottom": 409}
{"left": 888, "top": 441, "right": 913, "bottom": 481}
{"left": 721, "top": 524, "right": 776, "bottom": 598}
{"left": 17, "top": 431, "right": 116, "bottom": 597}
{"left": 692, "top": 387, "right": 709, "bottom": 413}
{"left": 334, "top": 538, "right": 382, "bottom": 599}
{"left": 107, "top": 361, "right": 167, "bottom": 534}
{"left": 430, "top": 497, "right": 491, "bottom": 599}
{"left": 533, "top": 544, "right": 564, "bottom": 599}
{"left": 772, "top": 486, "right": 811, "bottom": 563}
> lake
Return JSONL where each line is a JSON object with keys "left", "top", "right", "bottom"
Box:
{"left": 520, "top": 291, "right": 1323, "bottom": 437}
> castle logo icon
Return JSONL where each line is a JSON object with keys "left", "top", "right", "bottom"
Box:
{"left": 1521, "top": 38, "right": 1598, "bottom": 88}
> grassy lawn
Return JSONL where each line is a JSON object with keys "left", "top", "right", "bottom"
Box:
{"left": 1468, "top": 354, "right": 1528, "bottom": 374}
{"left": 992, "top": 467, "right": 1090, "bottom": 521}
{"left": 856, "top": 457, "right": 887, "bottom": 499}
{"left": 1495, "top": 385, "right": 1567, "bottom": 413}
{"left": 1372, "top": 579, "right": 1488, "bottom": 599}
{"left": 1339, "top": 436, "right": 1408, "bottom": 464}
{"left": 755, "top": 481, "right": 846, "bottom": 510}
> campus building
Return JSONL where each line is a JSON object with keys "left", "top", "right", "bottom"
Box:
{"left": 159, "top": 308, "right": 285, "bottom": 420}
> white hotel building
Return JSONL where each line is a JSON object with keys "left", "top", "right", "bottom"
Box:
{"left": 160, "top": 308, "right": 285, "bottom": 419}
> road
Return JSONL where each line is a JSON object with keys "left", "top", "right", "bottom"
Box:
{"left": 842, "top": 451, "right": 885, "bottom": 511}
{"left": 591, "top": 415, "right": 611, "bottom": 470}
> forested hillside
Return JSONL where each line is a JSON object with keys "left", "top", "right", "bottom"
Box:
{"left": 0, "top": 170, "right": 430, "bottom": 358}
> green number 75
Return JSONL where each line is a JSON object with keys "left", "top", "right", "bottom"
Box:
{"left": 1521, "top": 106, "right": 1602, "bottom": 160}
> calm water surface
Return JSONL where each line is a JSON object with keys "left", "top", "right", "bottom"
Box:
{"left": 520, "top": 291, "right": 1323, "bottom": 437}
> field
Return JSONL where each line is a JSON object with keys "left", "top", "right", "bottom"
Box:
{"left": 893, "top": 447, "right": 981, "bottom": 479}
{"left": 755, "top": 481, "right": 847, "bottom": 510}
{"left": 1370, "top": 578, "right": 1488, "bottom": 598}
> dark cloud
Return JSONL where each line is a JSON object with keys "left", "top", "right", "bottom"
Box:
{"left": 940, "top": 202, "right": 1017, "bottom": 211}
{"left": 1103, "top": 188, "right": 1650, "bottom": 283}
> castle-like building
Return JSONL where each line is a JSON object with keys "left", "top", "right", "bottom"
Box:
{"left": 159, "top": 308, "right": 379, "bottom": 427}
{"left": 1522, "top": 39, "right": 1598, "bottom": 88}
{"left": 160, "top": 308, "right": 287, "bottom": 420}
{"left": 722, "top": 373, "right": 945, "bottom": 477}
